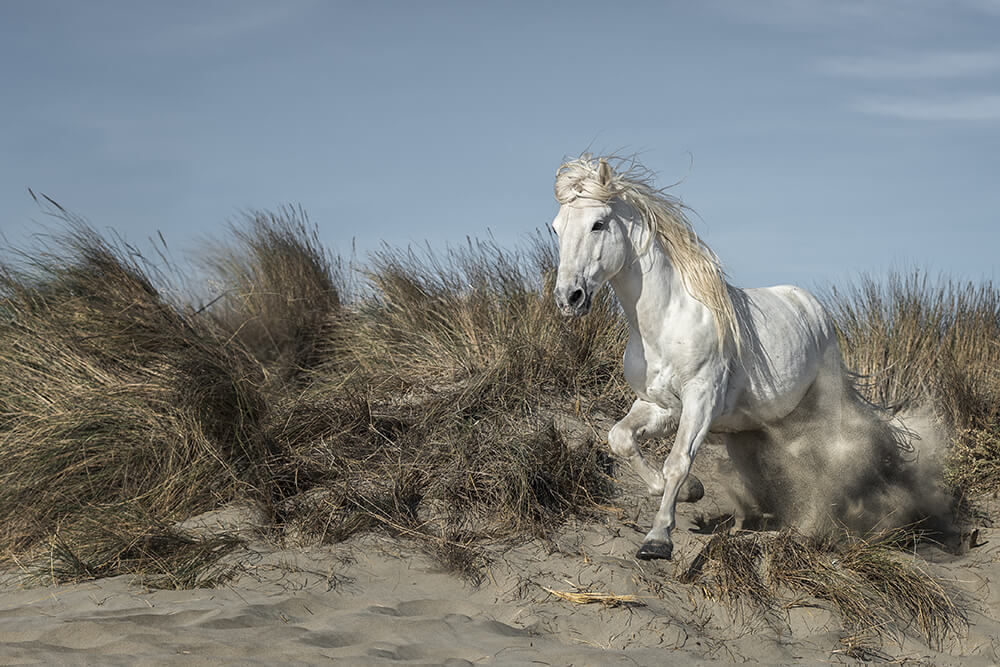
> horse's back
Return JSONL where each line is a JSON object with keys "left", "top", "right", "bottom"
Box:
{"left": 718, "top": 284, "right": 839, "bottom": 430}
{"left": 742, "top": 284, "right": 837, "bottom": 359}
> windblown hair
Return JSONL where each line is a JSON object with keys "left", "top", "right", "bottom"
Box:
{"left": 554, "top": 154, "right": 742, "bottom": 353}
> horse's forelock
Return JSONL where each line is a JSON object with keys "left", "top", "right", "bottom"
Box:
{"left": 554, "top": 156, "right": 620, "bottom": 205}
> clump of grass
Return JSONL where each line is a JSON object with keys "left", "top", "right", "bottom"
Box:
{"left": 682, "top": 529, "right": 966, "bottom": 654}
{"left": 197, "top": 207, "right": 345, "bottom": 385}
{"left": 949, "top": 426, "right": 1000, "bottom": 495}
{"left": 346, "top": 236, "right": 629, "bottom": 407}
{"left": 0, "top": 207, "right": 270, "bottom": 581}
{"left": 827, "top": 273, "right": 1000, "bottom": 493}
{"left": 265, "top": 380, "right": 615, "bottom": 568}
{"left": 40, "top": 510, "right": 244, "bottom": 589}
{"left": 430, "top": 416, "right": 614, "bottom": 535}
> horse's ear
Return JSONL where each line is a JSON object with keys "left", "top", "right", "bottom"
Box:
{"left": 597, "top": 159, "right": 612, "bottom": 186}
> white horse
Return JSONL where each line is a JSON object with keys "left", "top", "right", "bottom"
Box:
{"left": 551, "top": 155, "right": 846, "bottom": 560}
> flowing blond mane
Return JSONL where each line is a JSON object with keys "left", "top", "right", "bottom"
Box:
{"left": 554, "top": 154, "right": 742, "bottom": 354}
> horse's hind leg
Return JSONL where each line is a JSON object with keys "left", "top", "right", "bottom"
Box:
{"left": 722, "top": 432, "right": 770, "bottom": 532}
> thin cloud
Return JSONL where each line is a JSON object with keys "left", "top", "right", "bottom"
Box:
{"left": 141, "top": 3, "right": 315, "bottom": 51}
{"left": 962, "top": 0, "right": 1000, "bottom": 15}
{"left": 170, "top": 7, "right": 297, "bottom": 43}
{"left": 718, "top": 0, "right": 953, "bottom": 31}
{"left": 723, "top": 0, "right": 1000, "bottom": 27}
{"left": 852, "top": 94, "right": 1000, "bottom": 120}
{"left": 821, "top": 51, "right": 1000, "bottom": 79}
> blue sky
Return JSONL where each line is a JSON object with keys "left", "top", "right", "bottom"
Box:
{"left": 1, "top": 1, "right": 998, "bottom": 290}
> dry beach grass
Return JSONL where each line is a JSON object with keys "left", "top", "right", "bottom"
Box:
{"left": 1, "top": 205, "right": 998, "bottom": 660}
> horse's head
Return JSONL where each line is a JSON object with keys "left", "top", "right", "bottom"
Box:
{"left": 552, "top": 159, "right": 631, "bottom": 317}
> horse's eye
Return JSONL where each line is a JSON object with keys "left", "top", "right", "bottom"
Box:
{"left": 591, "top": 220, "right": 605, "bottom": 231}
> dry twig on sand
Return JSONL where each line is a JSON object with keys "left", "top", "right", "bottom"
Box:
{"left": 542, "top": 585, "right": 646, "bottom": 608}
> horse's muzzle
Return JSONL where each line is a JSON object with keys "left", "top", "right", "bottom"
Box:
{"left": 555, "top": 284, "right": 592, "bottom": 317}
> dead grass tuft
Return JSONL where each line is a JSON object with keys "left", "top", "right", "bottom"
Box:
{"left": 197, "top": 207, "right": 345, "bottom": 385}
{"left": 0, "top": 212, "right": 271, "bottom": 580}
{"left": 681, "top": 529, "right": 966, "bottom": 653}
{"left": 39, "top": 509, "right": 244, "bottom": 589}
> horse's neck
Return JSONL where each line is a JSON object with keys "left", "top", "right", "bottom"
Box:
{"left": 609, "top": 238, "right": 694, "bottom": 341}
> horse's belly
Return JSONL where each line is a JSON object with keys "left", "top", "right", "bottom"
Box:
{"left": 710, "top": 394, "right": 803, "bottom": 432}
{"left": 712, "top": 350, "right": 829, "bottom": 434}
{"left": 710, "top": 409, "right": 764, "bottom": 433}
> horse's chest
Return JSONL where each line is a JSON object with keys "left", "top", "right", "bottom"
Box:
{"left": 623, "top": 341, "right": 682, "bottom": 409}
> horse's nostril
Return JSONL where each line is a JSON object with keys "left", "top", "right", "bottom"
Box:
{"left": 568, "top": 288, "right": 584, "bottom": 306}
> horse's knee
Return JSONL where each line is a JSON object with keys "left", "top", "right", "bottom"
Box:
{"left": 608, "top": 423, "right": 635, "bottom": 458}
{"left": 662, "top": 453, "right": 692, "bottom": 484}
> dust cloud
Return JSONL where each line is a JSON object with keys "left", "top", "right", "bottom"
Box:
{"left": 717, "top": 367, "right": 959, "bottom": 546}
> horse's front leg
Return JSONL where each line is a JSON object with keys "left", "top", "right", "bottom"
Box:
{"left": 607, "top": 399, "right": 675, "bottom": 495}
{"left": 636, "top": 382, "right": 722, "bottom": 561}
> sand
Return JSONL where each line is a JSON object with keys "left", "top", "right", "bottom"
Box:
{"left": 2, "top": 446, "right": 999, "bottom": 665}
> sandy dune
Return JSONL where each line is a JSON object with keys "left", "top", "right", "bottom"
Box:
{"left": 2, "top": 448, "right": 998, "bottom": 665}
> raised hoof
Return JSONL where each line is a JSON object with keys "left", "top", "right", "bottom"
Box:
{"left": 677, "top": 474, "right": 705, "bottom": 503}
{"left": 636, "top": 540, "right": 673, "bottom": 561}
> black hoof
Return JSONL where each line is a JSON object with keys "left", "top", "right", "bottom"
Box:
{"left": 678, "top": 474, "right": 705, "bottom": 503}
{"left": 636, "top": 540, "right": 673, "bottom": 561}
